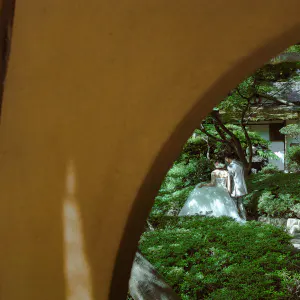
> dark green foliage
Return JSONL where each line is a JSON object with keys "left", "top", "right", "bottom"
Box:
{"left": 147, "top": 215, "right": 183, "bottom": 230}
{"left": 259, "top": 164, "right": 280, "bottom": 174}
{"left": 152, "top": 156, "right": 213, "bottom": 217}
{"left": 162, "top": 156, "right": 213, "bottom": 191}
{"left": 150, "top": 135, "right": 214, "bottom": 218}
{"left": 280, "top": 124, "right": 300, "bottom": 172}
{"left": 255, "top": 62, "right": 300, "bottom": 82}
{"left": 258, "top": 192, "right": 296, "bottom": 218}
{"left": 287, "top": 146, "right": 300, "bottom": 172}
{"left": 171, "top": 134, "right": 214, "bottom": 187}
{"left": 245, "top": 172, "right": 300, "bottom": 218}
{"left": 280, "top": 124, "right": 300, "bottom": 144}
{"left": 285, "top": 45, "right": 300, "bottom": 53}
{"left": 151, "top": 186, "right": 194, "bottom": 217}
{"left": 176, "top": 134, "right": 208, "bottom": 163}
{"left": 139, "top": 216, "right": 300, "bottom": 300}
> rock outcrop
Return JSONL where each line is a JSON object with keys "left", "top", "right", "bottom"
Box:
{"left": 129, "top": 251, "right": 180, "bottom": 300}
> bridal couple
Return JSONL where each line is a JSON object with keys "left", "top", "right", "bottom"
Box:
{"left": 179, "top": 153, "right": 248, "bottom": 223}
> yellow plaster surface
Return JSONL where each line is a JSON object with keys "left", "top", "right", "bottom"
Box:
{"left": 0, "top": 1, "right": 300, "bottom": 299}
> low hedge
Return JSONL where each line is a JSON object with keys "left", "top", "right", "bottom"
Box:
{"left": 140, "top": 216, "right": 300, "bottom": 299}
{"left": 245, "top": 172, "right": 300, "bottom": 219}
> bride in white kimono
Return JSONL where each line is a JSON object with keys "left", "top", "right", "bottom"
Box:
{"left": 178, "top": 162, "right": 245, "bottom": 222}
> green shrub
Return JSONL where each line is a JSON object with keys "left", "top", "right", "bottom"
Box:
{"left": 291, "top": 203, "right": 300, "bottom": 218}
{"left": 147, "top": 215, "right": 183, "bottom": 229}
{"left": 257, "top": 191, "right": 295, "bottom": 218}
{"left": 177, "top": 134, "right": 208, "bottom": 162}
{"left": 245, "top": 172, "right": 300, "bottom": 218}
{"left": 150, "top": 186, "right": 194, "bottom": 217}
{"left": 161, "top": 157, "right": 212, "bottom": 192}
{"left": 287, "top": 145, "right": 300, "bottom": 172}
{"left": 152, "top": 155, "right": 213, "bottom": 217}
{"left": 259, "top": 164, "right": 280, "bottom": 174}
{"left": 280, "top": 124, "right": 300, "bottom": 144}
{"left": 139, "top": 216, "right": 300, "bottom": 299}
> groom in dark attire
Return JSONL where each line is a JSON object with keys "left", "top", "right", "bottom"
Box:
{"left": 225, "top": 153, "right": 248, "bottom": 220}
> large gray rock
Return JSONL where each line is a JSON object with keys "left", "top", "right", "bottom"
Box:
{"left": 291, "top": 233, "right": 300, "bottom": 250}
{"left": 287, "top": 218, "right": 300, "bottom": 235}
{"left": 258, "top": 216, "right": 287, "bottom": 227}
{"left": 129, "top": 251, "right": 180, "bottom": 300}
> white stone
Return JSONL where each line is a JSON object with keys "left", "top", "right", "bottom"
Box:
{"left": 292, "top": 243, "right": 300, "bottom": 249}
{"left": 258, "top": 216, "right": 287, "bottom": 227}
{"left": 287, "top": 218, "right": 300, "bottom": 235}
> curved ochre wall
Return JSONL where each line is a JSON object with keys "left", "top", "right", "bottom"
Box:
{"left": 0, "top": 1, "right": 300, "bottom": 299}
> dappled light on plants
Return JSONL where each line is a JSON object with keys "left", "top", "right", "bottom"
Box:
{"left": 139, "top": 216, "right": 300, "bottom": 299}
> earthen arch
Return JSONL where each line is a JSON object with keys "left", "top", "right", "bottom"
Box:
{"left": 0, "top": 1, "right": 300, "bottom": 299}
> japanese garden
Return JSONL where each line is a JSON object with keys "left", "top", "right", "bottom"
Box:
{"left": 128, "top": 45, "right": 300, "bottom": 299}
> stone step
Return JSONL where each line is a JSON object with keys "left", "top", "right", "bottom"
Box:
{"left": 292, "top": 243, "right": 300, "bottom": 249}
{"left": 292, "top": 233, "right": 300, "bottom": 239}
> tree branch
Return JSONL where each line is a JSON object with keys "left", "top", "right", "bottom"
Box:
{"left": 213, "top": 121, "right": 229, "bottom": 141}
{"left": 236, "top": 87, "right": 253, "bottom": 101}
{"left": 211, "top": 110, "right": 249, "bottom": 166}
{"left": 241, "top": 98, "right": 251, "bottom": 123}
{"left": 242, "top": 124, "right": 253, "bottom": 166}
{"left": 211, "top": 110, "right": 238, "bottom": 140}
{"left": 200, "top": 135, "right": 211, "bottom": 160}
{"left": 257, "top": 93, "right": 295, "bottom": 106}
{"left": 240, "top": 97, "right": 254, "bottom": 171}
{"left": 199, "top": 124, "right": 228, "bottom": 144}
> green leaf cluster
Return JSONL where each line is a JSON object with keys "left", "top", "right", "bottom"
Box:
{"left": 280, "top": 124, "right": 300, "bottom": 143}
{"left": 287, "top": 145, "right": 300, "bottom": 172}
